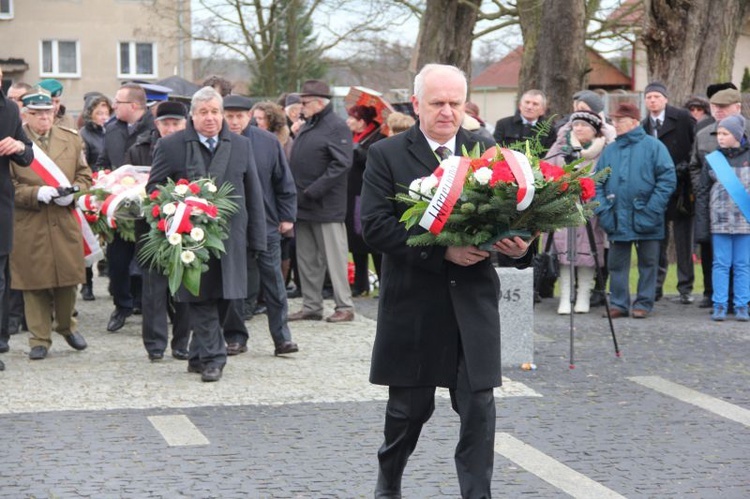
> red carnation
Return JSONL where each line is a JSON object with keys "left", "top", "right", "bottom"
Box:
{"left": 176, "top": 178, "right": 190, "bottom": 186}
{"left": 188, "top": 183, "right": 201, "bottom": 194}
{"left": 85, "top": 213, "right": 98, "bottom": 223}
{"left": 149, "top": 190, "right": 160, "bottom": 201}
{"left": 580, "top": 177, "right": 596, "bottom": 201}
{"left": 489, "top": 160, "right": 515, "bottom": 186}
{"left": 157, "top": 219, "right": 167, "bottom": 232}
{"left": 539, "top": 161, "right": 565, "bottom": 180}
{"left": 151, "top": 205, "right": 161, "bottom": 218}
{"left": 469, "top": 158, "right": 489, "bottom": 171}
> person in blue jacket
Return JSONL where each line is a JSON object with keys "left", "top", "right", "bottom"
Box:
{"left": 594, "top": 102, "right": 676, "bottom": 319}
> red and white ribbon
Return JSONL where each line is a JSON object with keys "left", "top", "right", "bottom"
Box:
{"left": 29, "top": 143, "right": 103, "bottom": 265}
{"left": 482, "top": 146, "right": 536, "bottom": 210}
{"left": 166, "top": 202, "right": 190, "bottom": 237}
{"left": 184, "top": 196, "right": 216, "bottom": 218}
{"left": 418, "top": 156, "right": 472, "bottom": 235}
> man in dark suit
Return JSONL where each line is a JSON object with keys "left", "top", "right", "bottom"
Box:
{"left": 360, "top": 64, "right": 531, "bottom": 498}
{"left": 147, "top": 87, "right": 266, "bottom": 382}
{"left": 0, "top": 85, "right": 34, "bottom": 371}
{"left": 641, "top": 82, "right": 696, "bottom": 304}
{"left": 493, "top": 89, "right": 556, "bottom": 151}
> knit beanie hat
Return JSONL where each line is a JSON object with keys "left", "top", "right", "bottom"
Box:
{"left": 717, "top": 115, "right": 746, "bottom": 143}
{"left": 644, "top": 82, "right": 669, "bottom": 98}
{"left": 569, "top": 110, "right": 603, "bottom": 134}
{"left": 573, "top": 90, "right": 604, "bottom": 114}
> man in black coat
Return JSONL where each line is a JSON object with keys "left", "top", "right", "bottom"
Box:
{"left": 0, "top": 87, "right": 34, "bottom": 371}
{"left": 493, "top": 89, "right": 556, "bottom": 151}
{"left": 125, "top": 101, "right": 191, "bottom": 361}
{"left": 641, "top": 82, "right": 697, "bottom": 304}
{"left": 97, "top": 83, "right": 156, "bottom": 332}
{"left": 361, "top": 64, "right": 531, "bottom": 498}
{"left": 147, "top": 87, "right": 266, "bottom": 382}
{"left": 288, "top": 80, "right": 355, "bottom": 323}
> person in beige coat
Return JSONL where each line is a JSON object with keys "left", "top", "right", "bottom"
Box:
{"left": 10, "top": 90, "right": 92, "bottom": 360}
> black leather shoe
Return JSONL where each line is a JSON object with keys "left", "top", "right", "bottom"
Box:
{"left": 0, "top": 341, "right": 8, "bottom": 354}
{"left": 679, "top": 293, "right": 694, "bottom": 304}
{"left": 201, "top": 366, "right": 223, "bottom": 382}
{"left": 107, "top": 308, "right": 132, "bottom": 332}
{"left": 64, "top": 332, "right": 88, "bottom": 351}
{"left": 274, "top": 341, "right": 299, "bottom": 356}
{"left": 226, "top": 343, "right": 248, "bottom": 356}
{"left": 29, "top": 346, "right": 48, "bottom": 360}
{"left": 80, "top": 284, "right": 95, "bottom": 301}
{"left": 0, "top": 359, "right": 4, "bottom": 371}
{"left": 187, "top": 363, "right": 203, "bottom": 374}
{"left": 699, "top": 296, "right": 713, "bottom": 308}
{"left": 252, "top": 304, "right": 267, "bottom": 315}
{"left": 149, "top": 352, "right": 164, "bottom": 361}
{"left": 171, "top": 349, "right": 189, "bottom": 360}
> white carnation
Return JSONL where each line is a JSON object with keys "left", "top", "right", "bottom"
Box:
{"left": 162, "top": 203, "right": 177, "bottom": 215}
{"left": 174, "top": 184, "right": 189, "bottom": 196}
{"left": 168, "top": 233, "right": 182, "bottom": 245}
{"left": 180, "top": 250, "right": 196, "bottom": 264}
{"left": 473, "top": 167, "right": 492, "bottom": 185}
{"left": 408, "top": 178, "right": 423, "bottom": 200}
{"left": 206, "top": 182, "right": 218, "bottom": 193}
{"left": 420, "top": 175, "right": 439, "bottom": 197}
{"left": 190, "top": 227, "right": 205, "bottom": 241}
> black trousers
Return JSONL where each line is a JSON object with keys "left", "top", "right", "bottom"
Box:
{"left": 141, "top": 269, "right": 190, "bottom": 355}
{"left": 375, "top": 353, "right": 496, "bottom": 499}
{"left": 188, "top": 300, "right": 228, "bottom": 369}
{"left": 107, "top": 234, "right": 135, "bottom": 311}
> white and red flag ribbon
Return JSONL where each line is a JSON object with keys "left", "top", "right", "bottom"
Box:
{"left": 418, "top": 156, "right": 472, "bottom": 235}
{"left": 29, "top": 143, "right": 104, "bottom": 265}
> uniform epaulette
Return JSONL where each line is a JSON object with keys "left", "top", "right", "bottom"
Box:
{"left": 57, "top": 126, "right": 79, "bottom": 135}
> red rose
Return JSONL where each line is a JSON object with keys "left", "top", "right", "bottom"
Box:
{"left": 157, "top": 219, "right": 167, "bottom": 232}
{"left": 490, "top": 160, "right": 515, "bottom": 186}
{"left": 149, "top": 190, "right": 160, "bottom": 201}
{"left": 151, "top": 205, "right": 160, "bottom": 218}
{"left": 188, "top": 183, "right": 201, "bottom": 194}
{"left": 176, "top": 179, "right": 190, "bottom": 186}
{"left": 85, "top": 213, "right": 98, "bottom": 223}
{"left": 580, "top": 177, "right": 596, "bottom": 201}
{"left": 539, "top": 161, "right": 565, "bottom": 180}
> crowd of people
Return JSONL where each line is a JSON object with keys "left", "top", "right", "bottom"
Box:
{"left": 1, "top": 63, "right": 749, "bottom": 496}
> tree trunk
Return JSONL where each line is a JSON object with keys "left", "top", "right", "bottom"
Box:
{"left": 536, "top": 0, "right": 588, "bottom": 120}
{"left": 516, "top": 0, "right": 544, "bottom": 93}
{"left": 642, "top": 0, "right": 713, "bottom": 105}
{"left": 413, "top": 0, "right": 481, "bottom": 81}
{"left": 692, "top": 0, "right": 750, "bottom": 97}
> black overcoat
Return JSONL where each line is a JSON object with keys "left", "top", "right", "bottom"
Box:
{"left": 147, "top": 121, "right": 266, "bottom": 300}
{"left": 360, "top": 125, "right": 501, "bottom": 391}
{"left": 0, "top": 91, "right": 33, "bottom": 256}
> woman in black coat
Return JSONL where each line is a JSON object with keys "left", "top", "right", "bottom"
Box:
{"left": 345, "top": 105, "right": 386, "bottom": 296}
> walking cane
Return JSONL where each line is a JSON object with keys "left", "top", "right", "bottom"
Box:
{"left": 567, "top": 227, "right": 576, "bottom": 368}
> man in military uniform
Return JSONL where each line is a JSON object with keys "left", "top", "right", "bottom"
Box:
{"left": 36, "top": 79, "right": 76, "bottom": 129}
{"left": 10, "top": 89, "right": 91, "bottom": 360}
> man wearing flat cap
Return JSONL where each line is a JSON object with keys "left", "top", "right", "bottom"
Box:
{"left": 36, "top": 78, "right": 76, "bottom": 129}
{"left": 689, "top": 86, "right": 750, "bottom": 309}
{"left": 10, "top": 89, "right": 92, "bottom": 360}
{"left": 222, "top": 95, "right": 299, "bottom": 357}
{"left": 641, "top": 82, "right": 697, "bottom": 305}
{"left": 288, "top": 79, "right": 355, "bottom": 323}
{"left": 125, "top": 100, "right": 192, "bottom": 362}
{"left": 594, "top": 102, "right": 676, "bottom": 320}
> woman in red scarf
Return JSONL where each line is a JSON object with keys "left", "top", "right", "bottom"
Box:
{"left": 345, "top": 105, "right": 386, "bottom": 296}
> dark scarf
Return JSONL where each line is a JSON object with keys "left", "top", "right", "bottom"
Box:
{"left": 185, "top": 132, "right": 232, "bottom": 184}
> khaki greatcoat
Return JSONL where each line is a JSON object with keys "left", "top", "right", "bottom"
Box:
{"left": 10, "top": 124, "right": 92, "bottom": 290}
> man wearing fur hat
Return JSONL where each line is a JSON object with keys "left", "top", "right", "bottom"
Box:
{"left": 10, "top": 89, "right": 92, "bottom": 360}
{"left": 641, "top": 82, "right": 697, "bottom": 305}
{"left": 594, "top": 102, "right": 676, "bottom": 319}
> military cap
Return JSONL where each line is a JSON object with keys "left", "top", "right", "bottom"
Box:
{"left": 22, "top": 89, "right": 54, "bottom": 110}
{"left": 139, "top": 83, "right": 172, "bottom": 106}
{"left": 223, "top": 95, "right": 253, "bottom": 110}
{"left": 36, "top": 78, "right": 64, "bottom": 97}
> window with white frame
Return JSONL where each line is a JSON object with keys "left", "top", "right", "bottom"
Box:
{"left": 0, "top": 0, "right": 13, "bottom": 19}
{"left": 40, "top": 40, "right": 80, "bottom": 77}
{"left": 118, "top": 42, "right": 157, "bottom": 78}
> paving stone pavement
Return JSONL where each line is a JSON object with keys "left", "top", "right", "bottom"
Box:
{"left": 1, "top": 277, "right": 749, "bottom": 498}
